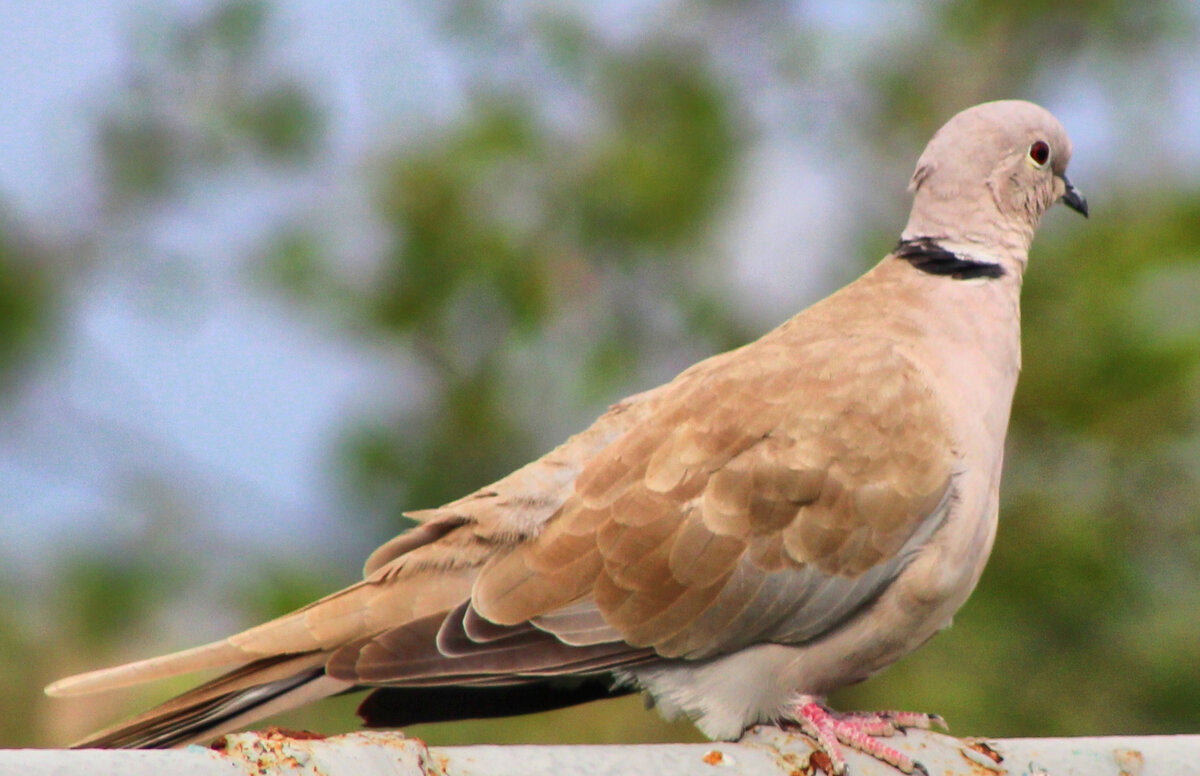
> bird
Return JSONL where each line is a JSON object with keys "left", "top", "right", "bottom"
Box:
{"left": 46, "top": 99, "right": 1087, "bottom": 775}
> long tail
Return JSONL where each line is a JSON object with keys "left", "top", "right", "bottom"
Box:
{"left": 46, "top": 518, "right": 487, "bottom": 748}
{"left": 67, "top": 652, "right": 352, "bottom": 748}
{"left": 44, "top": 577, "right": 388, "bottom": 748}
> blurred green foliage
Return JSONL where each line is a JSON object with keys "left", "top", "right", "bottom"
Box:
{"left": 3, "top": 0, "right": 1199, "bottom": 749}
{"left": 99, "top": 0, "right": 320, "bottom": 206}
{"left": 0, "top": 219, "right": 57, "bottom": 390}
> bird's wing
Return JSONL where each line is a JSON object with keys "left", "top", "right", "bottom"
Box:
{"left": 43, "top": 380, "right": 671, "bottom": 697}
{"left": 333, "top": 332, "right": 956, "bottom": 686}
{"left": 46, "top": 328, "right": 956, "bottom": 741}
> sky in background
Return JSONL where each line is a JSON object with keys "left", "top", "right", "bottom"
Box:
{"left": 3, "top": 0, "right": 1200, "bottom": 570}
{"left": 0, "top": 0, "right": 450, "bottom": 562}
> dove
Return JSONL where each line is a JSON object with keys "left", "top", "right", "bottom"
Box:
{"left": 47, "top": 99, "right": 1086, "bottom": 774}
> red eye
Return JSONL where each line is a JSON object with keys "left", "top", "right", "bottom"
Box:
{"left": 1029, "top": 140, "right": 1051, "bottom": 166}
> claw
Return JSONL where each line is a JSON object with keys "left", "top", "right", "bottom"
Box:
{"left": 781, "top": 696, "right": 939, "bottom": 775}
{"left": 883, "top": 711, "right": 947, "bottom": 731}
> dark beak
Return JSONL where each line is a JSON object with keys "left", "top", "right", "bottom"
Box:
{"left": 1060, "top": 175, "right": 1088, "bottom": 218}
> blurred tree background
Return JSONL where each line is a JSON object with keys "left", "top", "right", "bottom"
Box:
{"left": 2, "top": 0, "right": 1198, "bottom": 748}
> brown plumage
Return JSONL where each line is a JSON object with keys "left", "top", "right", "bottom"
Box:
{"left": 47, "top": 100, "right": 1086, "bottom": 761}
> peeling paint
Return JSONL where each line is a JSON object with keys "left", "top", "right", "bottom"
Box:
{"left": 6, "top": 730, "right": 1200, "bottom": 775}
{"left": 957, "top": 738, "right": 1005, "bottom": 774}
{"left": 1114, "top": 747, "right": 1145, "bottom": 776}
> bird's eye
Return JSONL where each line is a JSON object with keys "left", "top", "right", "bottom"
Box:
{"left": 1028, "top": 140, "right": 1051, "bottom": 167}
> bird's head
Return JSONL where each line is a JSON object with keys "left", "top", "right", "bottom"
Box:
{"left": 903, "top": 99, "right": 1087, "bottom": 266}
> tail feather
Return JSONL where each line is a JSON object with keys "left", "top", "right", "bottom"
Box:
{"left": 46, "top": 640, "right": 250, "bottom": 698}
{"left": 48, "top": 579, "right": 386, "bottom": 699}
{"left": 71, "top": 653, "right": 350, "bottom": 749}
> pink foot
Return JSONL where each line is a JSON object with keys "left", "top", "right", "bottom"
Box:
{"left": 781, "top": 696, "right": 947, "bottom": 775}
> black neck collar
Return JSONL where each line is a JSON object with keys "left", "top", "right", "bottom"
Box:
{"left": 894, "top": 237, "right": 1005, "bottom": 280}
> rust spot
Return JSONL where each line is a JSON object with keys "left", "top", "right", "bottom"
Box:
{"left": 1114, "top": 748, "right": 1144, "bottom": 776}
{"left": 411, "top": 740, "right": 448, "bottom": 776}
{"left": 703, "top": 750, "right": 725, "bottom": 765}
{"left": 769, "top": 749, "right": 809, "bottom": 776}
{"left": 966, "top": 740, "right": 1004, "bottom": 765}
{"left": 261, "top": 725, "right": 327, "bottom": 741}
{"left": 808, "top": 750, "right": 835, "bottom": 775}
{"left": 211, "top": 729, "right": 319, "bottom": 775}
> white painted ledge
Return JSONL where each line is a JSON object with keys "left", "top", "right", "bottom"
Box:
{"left": 2, "top": 727, "right": 1198, "bottom": 775}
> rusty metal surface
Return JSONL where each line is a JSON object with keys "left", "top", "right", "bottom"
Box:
{"left": 741, "top": 726, "right": 1200, "bottom": 776}
{"left": 216, "top": 729, "right": 439, "bottom": 775}
{"left": 2, "top": 728, "right": 1199, "bottom": 775}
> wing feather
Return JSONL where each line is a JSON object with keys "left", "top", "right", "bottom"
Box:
{"left": 476, "top": 335, "right": 956, "bottom": 661}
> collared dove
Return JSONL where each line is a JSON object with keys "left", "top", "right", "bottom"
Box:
{"left": 47, "top": 100, "right": 1086, "bottom": 774}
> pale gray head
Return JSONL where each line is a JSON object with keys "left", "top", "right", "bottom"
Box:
{"left": 902, "top": 100, "right": 1087, "bottom": 265}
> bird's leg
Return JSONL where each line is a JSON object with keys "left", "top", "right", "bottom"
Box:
{"left": 779, "top": 695, "right": 946, "bottom": 775}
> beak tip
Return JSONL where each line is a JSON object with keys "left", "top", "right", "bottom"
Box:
{"left": 1061, "top": 182, "right": 1088, "bottom": 218}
